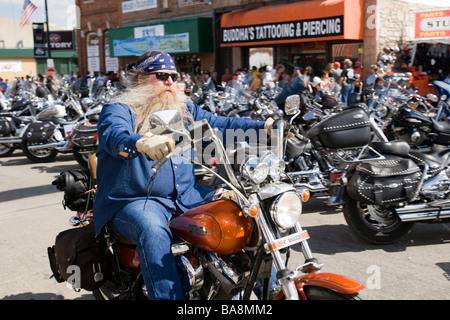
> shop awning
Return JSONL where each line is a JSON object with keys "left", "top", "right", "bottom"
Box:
{"left": 220, "top": 0, "right": 364, "bottom": 47}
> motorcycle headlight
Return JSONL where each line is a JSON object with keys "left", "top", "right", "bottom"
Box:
{"left": 270, "top": 192, "right": 302, "bottom": 229}
{"left": 240, "top": 155, "right": 269, "bottom": 184}
{"left": 261, "top": 152, "right": 286, "bottom": 181}
{"left": 375, "top": 105, "right": 388, "bottom": 118}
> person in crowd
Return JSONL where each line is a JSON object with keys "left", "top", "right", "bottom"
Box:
{"left": 263, "top": 66, "right": 275, "bottom": 90}
{"left": 319, "top": 70, "right": 333, "bottom": 92}
{"left": 368, "top": 64, "right": 384, "bottom": 89}
{"left": 291, "top": 66, "right": 301, "bottom": 82}
{"left": 353, "top": 60, "right": 363, "bottom": 79}
{"left": 202, "top": 71, "right": 216, "bottom": 92}
{"left": 221, "top": 67, "right": 233, "bottom": 84}
{"left": 332, "top": 61, "right": 343, "bottom": 83}
{"left": 272, "top": 64, "right": 286, "bottom": 83}
{"left": 249, "top": 66, "right": 263, "bottom": 92}
{"left": 339, "top": 59, "right": 355, "bottom": 106}
{"left": 278, "top": 72, "right": 291, "bottom": 89}
{"left": 96, "top": 71, "right": 108, "bottom": 87}
{"left": 274, "top": 66, "right": 308, "bottom": 107}
{"left": 94, "top": 50, "right": 277, "bottom": 300}
{"left": 0, "top": 78, "right": 7, "bottom": 92}
{"left": 300, "top": 66, "right": 314, "bottom": 94}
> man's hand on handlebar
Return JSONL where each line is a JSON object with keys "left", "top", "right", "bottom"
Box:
{"left": 136, "top": 132, "right": 175, "bottom": 161}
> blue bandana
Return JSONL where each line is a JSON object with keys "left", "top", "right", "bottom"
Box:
{"left": 136, "top": 52, "right": 176, "bottom": 72}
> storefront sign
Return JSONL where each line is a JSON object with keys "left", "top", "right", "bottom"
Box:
{"left": 415, "top": 9, "right": 450, "bottom": 39}
{"left": 33, "top": 23, "right": 46, "bottom": 58}
{"left": 221, "top": 16, "right": 344, "bottom": 45}
{"left": 45, "top": 31, "right": 75, "bottom": 51}
{"left": 122, "top": 0, "right": 157, "bottom": 13}
{"left": 134, "top": 25, "right": 164, "bottom": 38}
{"left": 113, "top": 33, "right": 190, "bottom": 57}
{"left": 0, "top": 61, "right": 22, "bottom": 72}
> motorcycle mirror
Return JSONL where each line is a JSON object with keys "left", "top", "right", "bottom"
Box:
{"left": 426, "top": 94, "right": 438, "bottom": 102}
{"left": 149, "top": 110, "right": 184, "bottom": 135}
{"left": 302, "top": 111, "right": 316, "bottom": 121}
{"left": 284, "top": 95, "right": 301, "bottom": 115}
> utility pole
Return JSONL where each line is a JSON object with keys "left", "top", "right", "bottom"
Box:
{"left": 45, "top": 0, "right": 51, "bottom": 59}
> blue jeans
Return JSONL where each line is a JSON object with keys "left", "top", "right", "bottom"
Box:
{"left": 341, "top": 83, "right": 354, "bottom": 106}
{"left": 109, "top": 199, "right": 185, "bottom": 300}
{"left": 110, "top": 198, "right": 279, "bottom": 300}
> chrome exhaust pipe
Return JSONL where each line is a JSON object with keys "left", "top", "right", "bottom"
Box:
{"left": 397, "top": 203, "right": 450, "bottom": 222}
{"left": 27, "top": 141, "right": 66, "bottom": 150}
{"left": 0, "top": 136, "right": 22, "bottom": 144}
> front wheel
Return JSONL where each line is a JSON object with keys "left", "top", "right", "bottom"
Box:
{"left": 0, "top": 135, "right": 15, "bottom": 157}
{"left": 343, "top": 198, "right": 414, "bottom": 244}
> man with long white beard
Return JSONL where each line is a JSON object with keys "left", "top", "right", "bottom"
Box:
{"left": 93, "top": 51, "right": 275, "bottom": 300}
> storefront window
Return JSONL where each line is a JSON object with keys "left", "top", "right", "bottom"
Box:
{"left": 86, "top": 32, "right": 100, "bottom": 72}
{"left": 291, "top": 42, "right": 326, "bottom": 73}
{"left": 332, "top": 42, "right": 363, "bottom": 65}
{"left": 249, "top": 48, "right": 273, "bottom": 69}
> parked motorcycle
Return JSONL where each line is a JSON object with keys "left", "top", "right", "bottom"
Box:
{"left": 280, "top": 94, "right": 386, "bottom": 203}
{"left": 48, "top": 110, "right": 365, "bottom": 300}
{"left": 285, "top": 95, "right": 450, "bottom": 244}
{"left": 20, "top": 81, "right": 111, "bottom": 165}
{"left": 0, "top": 88, "right": 47, "bottom": 157}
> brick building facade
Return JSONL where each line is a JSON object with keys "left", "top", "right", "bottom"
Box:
{"left": 75, "top": 0, "right": 449, "bottom": 83}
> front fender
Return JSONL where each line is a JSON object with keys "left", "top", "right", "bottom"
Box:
{"left": 296, "top": 272, "right": 365, "bottom": 296}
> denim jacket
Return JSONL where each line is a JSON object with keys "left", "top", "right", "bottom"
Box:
{"left": 93, "top": 101, "right": 265, "bottom": 235}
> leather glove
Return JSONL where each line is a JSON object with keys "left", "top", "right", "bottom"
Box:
{"left": 264, "top": 118, "right": 294, "bottom": 139}
{"left": 136, "top": 132, "right": 175, "bottom": 161}
{"left": 264, "top": 118, "right": 275, "bottom": 136}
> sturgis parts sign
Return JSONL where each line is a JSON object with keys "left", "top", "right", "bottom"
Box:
{"left": 415, "top": 9, "right": 450, "bottom": 39}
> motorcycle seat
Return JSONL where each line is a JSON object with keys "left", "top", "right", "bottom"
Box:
{"left": 431, "top": 119, "right": 450, "bottom": 134}
{"left": 104, "top": 224, "right": 137, "bottom": 246}
{"left": 409, "top": 145, "right": 450, "bottom": 169}
{"left": 370, "top": 140, "right": 411, "bottom": 157}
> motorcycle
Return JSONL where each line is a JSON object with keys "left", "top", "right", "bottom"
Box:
{"left": 280, "top": 94, "right": 387, "bottom": 203}
{"left": 48, "top": 109, "right": 365, "bottom": 300}
{"left": 0, "top": 87, "right": 48, "bottom": 157}
{"left": 284, "top": 96, "right": 450, "bottom": 244}
{"left": 20, "top": 80, "right": 112, "bottom": 165}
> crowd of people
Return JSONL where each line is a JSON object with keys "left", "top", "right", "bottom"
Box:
{"left": 1, "top": 58, "right": 369, "bottom": 108}
{"left": 195, "top": 58, "right": 366, "bottom": 107}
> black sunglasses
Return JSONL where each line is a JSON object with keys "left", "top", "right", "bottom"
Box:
{"left": 147, "top": 72, "right": 178, "bottom": 82}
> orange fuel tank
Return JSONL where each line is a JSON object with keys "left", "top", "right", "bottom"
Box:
{"left": 169, "top": 200, "right": 254, "bottom": 255}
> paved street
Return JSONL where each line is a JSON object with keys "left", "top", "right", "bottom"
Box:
{"left": 1, "top": 149, "right": 449, "bottom": 300}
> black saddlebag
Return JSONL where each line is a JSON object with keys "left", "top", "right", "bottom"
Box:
{"left": 47, "top": 223, "right": 112, "bottom": 291}
{"left": 52, "top": 169, "right": 94, "bottom": 212}
{"left": 0, "top": 118, "right": 12, "bottom": 134}
{"left": 347, "top": 158, "right": 421, "bottom": 205}
{"left": 307, "top": 106, "right": 371, "bottom": 149}
{"left": 71, "top": 124, "right": 98, "bottom": 148}
{"left": 24, "top": 122, "right": 56, "bottom": 143}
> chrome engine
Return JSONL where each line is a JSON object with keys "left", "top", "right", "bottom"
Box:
{"left": 174, "top": 249, "right": 249, "bottom": 299}
{"left": 420, "top": 170, "right": 450, "bottom": 200}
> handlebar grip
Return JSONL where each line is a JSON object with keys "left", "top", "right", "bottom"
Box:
{"left": 151, "top": 155, "right": 170, "bottom": 173}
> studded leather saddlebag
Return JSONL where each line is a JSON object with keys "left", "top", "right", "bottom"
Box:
{"left": 347, "top": 158, "right": 421, "bottom": 205}
{"left": 47, "top": 224, "right": 112, "bottom": 291}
